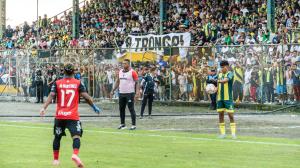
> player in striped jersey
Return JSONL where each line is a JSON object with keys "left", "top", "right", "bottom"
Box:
{"left": 217, "top": 60, "right": 237, "bottom": 139}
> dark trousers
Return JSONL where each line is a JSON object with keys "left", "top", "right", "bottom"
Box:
{"left": 36, "top": 83, "right": 44, "bottom": 103}
{"left": 210, "top": 93, "right": 217, "bottom": 109}
{"left": 233, "top": 81, "right": 243, "bottom": 101}
{"left": 119, "top": 93, "right": 136, "bottom": 126}
{"left": 140, "top": 93, "right": 154, "bottom": 117}
{"left": 293, "top": 85, "right": 300, "bottom": 102}
{"left": 264, "top": 83, "right": 274, "bottom": 102}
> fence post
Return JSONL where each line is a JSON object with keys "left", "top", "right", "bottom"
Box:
{"left": 169, "top": 46, "right": 172, "bottom": 101}
{"left": 92, "top": 48, "right": 95, "bottom": 98}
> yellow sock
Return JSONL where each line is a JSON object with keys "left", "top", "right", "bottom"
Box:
{"left": 230, "top": 123, "right": 236, "bottom": 135}
{"left": 219, "top": 123, "right": 225, "bottom": 135}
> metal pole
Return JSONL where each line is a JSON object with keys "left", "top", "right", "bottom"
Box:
{"left": 159, "top": 0, "right": 163, "bottom": 35}
{"left": 37, "top": 0, "right": 39, "bottom": 40}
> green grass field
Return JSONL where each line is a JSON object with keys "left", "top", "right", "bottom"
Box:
{"left": 1, "top": 121, "right": 300, "bottom": 168}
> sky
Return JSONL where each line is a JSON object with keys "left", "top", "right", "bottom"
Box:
{"left": 6, "top": 0, "right": 74, "bottom": 28}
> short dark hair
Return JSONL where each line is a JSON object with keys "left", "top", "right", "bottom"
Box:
{"left": 64, "top": 63, "right": 74, "bottom": 75}
{"left": 220, "top": 60, "right": 229, "bottom": 67}
{"left": 124, "top": 59, "right": 130, "bottom": 64}
{"left": 150, "top": 67, "right": 156, "bottom": 72}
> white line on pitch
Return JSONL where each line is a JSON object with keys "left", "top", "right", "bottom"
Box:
{"left": 1, "top": 123, "right": 300, "bottom": 148}
{"left": 148, "top": 126, "right": 300, "bottom": 131}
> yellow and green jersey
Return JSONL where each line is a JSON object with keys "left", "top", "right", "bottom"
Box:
{"left": 217, "top": 71, "right": 234, "bottom": 101}
{"left": 276, "top": 67, "right": 285, "bottom": 86}
{"left": 233, "top": 66, "right": 244, "bottom": 83}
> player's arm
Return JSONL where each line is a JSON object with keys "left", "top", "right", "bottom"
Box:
{"left": 40, "top": 83, "right": 56, "bottom": 116}
{"left": 79, "top": 82, "right": 102, "bottom": 114}
{"left": 218, "top": 72, "right": 233, "bottom": 83}
{"left": 133, "top": 70, "right": 140, "bottom": 100}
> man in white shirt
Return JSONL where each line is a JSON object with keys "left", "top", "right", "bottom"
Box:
{"left": 243, "top": 66, "right": 252, "bottom": 102}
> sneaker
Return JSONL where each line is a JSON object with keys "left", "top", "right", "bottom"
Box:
{"left": 148, "top": 115, "right": 152, "bottom": 119}
{"left": 129, "top": 125, "right": 136, "bottom": 130}
{"left": 218, "top": 134, "right": 226, "bottom": 139}
{"left": 118, "top": 125, "right": 127, "bottom": 130}
{"left": 52, "top": 160, "right": 60, "bottom": 166}
{"left": 71, "top": 154, "right": 84, "bottom": 168}
{"left": 232, "top": 134, "right": 237, "bottom": 139}
{"left": 139, "top": 116, "right": 144, "bottom": 119}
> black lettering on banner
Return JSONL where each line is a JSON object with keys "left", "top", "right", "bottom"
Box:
{"left": 163, "top": 36, "right": 171, "bottom": 47}
{"left": 126, "top": 37, "right": 132, "bottom": 48}
{"left": 149, "top": 37, "right": 154, "bottom": 50}
{"left": 179, "top": 35, "right": 184, "bottom": 45}
{"left": 172, "top": 36, "right": 179, "bottom": 46}
{"left": 142, "top": 38, "right": 148, "bottom": 51}
{"left": 135, "top": 38, "right": 141, "bottom": 52}
{"left": 155, "top": 37, "right": 162, "bottom": 50}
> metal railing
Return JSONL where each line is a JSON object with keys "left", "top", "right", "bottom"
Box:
{"left": 0, "top": 44, "right": 299, "bottom": 106}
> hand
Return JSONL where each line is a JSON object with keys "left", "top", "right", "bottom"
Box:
{"left": 40, "top": 108, "right": 45, "bottom": 117}
{"left": 92, "top": 104, "right": 101, "bottom": 115}
{"left": 109, "top": 91, "right": 114, "bottom": 100}
{"left": 134, "top": 93, "right": 140, "bottom": 102}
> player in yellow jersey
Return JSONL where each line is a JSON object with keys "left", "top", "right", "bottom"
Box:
{"left": 217, "top": 60, "right": 237, "bottom": 139}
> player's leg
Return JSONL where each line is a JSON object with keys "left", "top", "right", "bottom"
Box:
{"left": 225, "top": 101, "right": 237, "bottom": 139}
{"left": 228, "top": 112, "right": 237, "bottom": 139}
{"left": 127, "top": 93, "right": 136, "bottom": 130}
{"left": 53, "top": 119, "right": 66, "bottom": 165}
{"left": 68, "top": 120, "right": 84, "bottom": 168}
{"left": 217, "top": 101, "right": 226, "bottom": 138}
{"left": 140, "top": 94, "right": 148, "bottom": 118}
{"left": 148, "top": 94, "right": 154, "bottom": 117}
{"left": 118, "top": 94, "right": 127, "bottom": 129}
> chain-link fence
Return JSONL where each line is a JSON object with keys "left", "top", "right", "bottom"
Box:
{"left": 1, "top": 44, "right": 300, "bottom": 105}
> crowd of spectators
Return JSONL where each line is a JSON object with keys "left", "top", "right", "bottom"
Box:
{"left": 1, "top": 0, "right": 300, "bottom": 105}
{"left": 0, "top": 0, "right": 299, "bottom": 50}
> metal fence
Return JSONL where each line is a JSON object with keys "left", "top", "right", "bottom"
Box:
{"left": 1, "top": 44, "right": 300, "bottom": 105}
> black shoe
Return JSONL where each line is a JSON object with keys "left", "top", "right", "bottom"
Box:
{"left": 118, "top": 124, "right": 127, "bottom": 130}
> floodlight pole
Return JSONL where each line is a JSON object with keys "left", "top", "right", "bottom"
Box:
{"left": 72, "top": 0, "right": 80, "bottom": 39}
{"left": 159, "top": 0, "right": 163, "bottom": 35}
{"left": 36, "top": 0, "right": 39, "bottom": 41}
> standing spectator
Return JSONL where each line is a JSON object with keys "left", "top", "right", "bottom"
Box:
{"left": 286, "top": 64, "right": 294, "bottom": 104}
{"left": 110, "top": 59, "right": 140, "bottom": 130}
{"left": 243, "top": 66, "right": 252, "bottom": 102}
{"left": 42, "top": 14, "right": 49, "bottom": 28}
{"left": 4, "top": 25, "right": 14, "bottom": 39}
{"left": 178, "top": 71, "right": 187, "bottom": 101}
{"left": 106, "top": 68, "right": 114, "bottom": 98}
{"left": 157, "top": 67, "right": 166, "bottom": 101}
{"left": 206, "top": 69, "right": 218, "bottom": 110}
{"left": 232, "top": 61, "right": 244, "bottom": 103}
{"left": 292, "top": 62, "right": 300, "bottom": 103}
{"left": 275, "top": 61, "right": 287, "bottom": 104}
{"left": 35, "top": 69, "right": 44, "bottom": 103}
{"left": 140, "top": 67, "right": 157, "bottom": 119}
{"left": 250, "top": 68, "right": 259, "bottom": 102}
{"left": 264, "top": 63, "right": 275, "bottom": 104}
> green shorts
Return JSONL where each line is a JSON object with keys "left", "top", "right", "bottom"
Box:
{"left": 217, "top": 100, "right": 234, "bottom": 113}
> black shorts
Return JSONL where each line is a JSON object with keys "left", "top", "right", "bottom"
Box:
{"left": 53, "top": 119, "right": 83, "bottom": 137}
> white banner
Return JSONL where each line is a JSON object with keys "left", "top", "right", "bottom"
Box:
{"left": 120, "top": 32, "right": 191, "bottom": 57}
